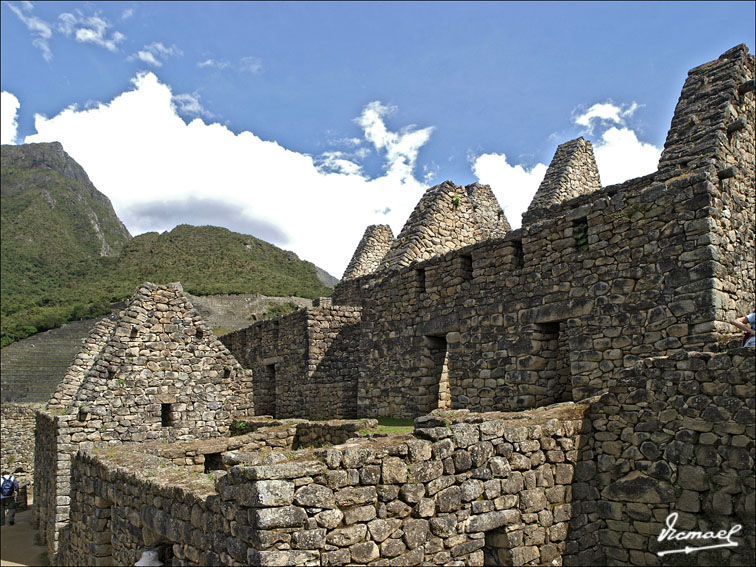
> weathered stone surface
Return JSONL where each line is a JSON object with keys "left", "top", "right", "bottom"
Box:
{"left": 602, "top": 471, "right": 675, "bottom": 503}
{"left": 295, "top": 483, "right": 335, "bottom": 508}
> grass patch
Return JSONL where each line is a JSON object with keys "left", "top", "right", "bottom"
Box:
{"left": 372, "top": 417, "right": 415, "bottom": 435}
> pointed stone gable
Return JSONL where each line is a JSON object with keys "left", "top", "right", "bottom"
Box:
{"left": 525, "top": 137, "right": 601, "bottom": 221}
{"left": 53, "top": 282, "right": 253, "bottom": 440}
{"left": 342, "top": 224, "right": 395, "bottom": 280}
{"left": 380, "top": 181, "right": 508, "bottom": 271}
{"left": 466, "top": 182, "right": 511, "bottom": 236}
{"left": 657, "top": 44, "right": 754, "bottom": 182}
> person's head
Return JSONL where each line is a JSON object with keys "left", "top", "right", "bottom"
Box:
{"left": 1, "top": 470, "right": 9, "bottom": 476}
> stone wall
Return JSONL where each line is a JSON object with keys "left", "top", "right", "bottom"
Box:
{"left": 34, "top": 282, "right": 256, "bottom": 558}
{"left": 0, "top": 402, "right": 43, "bottom": 489}
{"left": 57, "top": 403, "right": 588, "bottom": 567}
{"left": 584, "top": 347, "right": 755, "bottom": 566}
{"left": 656, "top": 44, "right": 755, "bottom": 334}
{"left": 342, "top": 225, "right": 395, "bottom": 280}
{"left": 56, "top": 346, "right": 755, "bottom": 566}
{"left": 524, "top": 137, "right": 601, "bottom": 219}
{"left": 222, "top": 303, "right": 363, "bottom": 419}
{"left": 221, "top": 49, "right": 754, "bottom": 422}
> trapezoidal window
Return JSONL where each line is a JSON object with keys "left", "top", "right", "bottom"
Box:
{"left": 459, "top": 254, "right": 473, "bottom": 282}
{"left": 161, "top": 403, "right": 174, "bottom": 427}
{"left": 416, "top": 268, "right": 426, "bottom": 293}
{"left": 512, "top": 239, "right": 524, "bottom": 268}
{"left": 572, "top": 217, "right": 589, "bottom": 252}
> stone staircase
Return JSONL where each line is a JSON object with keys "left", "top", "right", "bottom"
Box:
{"left": 0, "top": 318, "right": 103, "bottom": 403}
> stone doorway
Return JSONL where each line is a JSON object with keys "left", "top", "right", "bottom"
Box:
{"left": 534, "top": 320, "right": 572, "bottom": 403}
{"left": 424, "top": 335, "right": 451, "bottom": 410}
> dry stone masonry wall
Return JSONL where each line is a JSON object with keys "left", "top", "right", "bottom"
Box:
{"left": 342, "top": 225, "right": 395, "bottom": 281}
{"left": 524, "top": 137, "right": 601, "bottom": 220}
{"left": 223, "top": 45, "right": 755, "bottom": 422}
{"left": 34, "top": 282, "right": 255, "bottom": 556}
{"left": 0, "top": 402, "right": 42, "bottom": 488}
{"left": 32, "top": 45, "right": 756, "bottom": 566}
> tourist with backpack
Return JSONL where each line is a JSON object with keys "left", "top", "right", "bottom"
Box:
{"left": 1, "top": 470, "right": 19, "bottom": 526}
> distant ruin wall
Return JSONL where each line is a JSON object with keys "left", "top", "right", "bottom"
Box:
{"left": 222, "top": 311, "right": 309, "bottom": 417}
{"left": 0, "top": 402, "right": 42, "bottom": 489}
{"left": 222, "top": 305, "right": 363, "bottom": 420}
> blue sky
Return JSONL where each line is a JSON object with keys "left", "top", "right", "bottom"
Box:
{"left": 2, "top": 1, "right": 754, "bottom": 277}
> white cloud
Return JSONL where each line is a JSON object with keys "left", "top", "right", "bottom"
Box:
{"left": 198, "top": 58, "right": 231, "bottom": 70}
{"left": 356, "top": 101, "right": 434, "bottom": 182}
{"left": 472, "top": 100, "right": 661, "bottom": 225}
{"left": 58, "top": 12, "right": 125, "bottom": 52}
{"left": 121, "top": 8, "right": 134, "bottom": 20}
{"left": 7, "top": 2, "right": 54, "bottom": 61}
{"left": 1, "top": 91, "right": 21, "bottom": 144}
{"left": 472, "top": 153, "right": 548, "bottom": 229}
{"left": 573, "top": 101, "right": 639, "bottom": 134}
{"left": 23, "top": 73, "right": 432, "bottom": 278}
{"left": 130, "top": 42, "right": 182, "bottom": 67}
{"left": 574, "top": 101, "right": 660, "bottom": 185}
{"left": 591, "top": 126, "right": 660, "bottom": 186}
{"left": 171, "top": 92, "right": 214, "bottom": 119}
{"left": 135, "top": 50, "right": 161, "bottom": 67}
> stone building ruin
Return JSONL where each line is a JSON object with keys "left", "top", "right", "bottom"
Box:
{"left": 31, "top": 45, "right": 755, "bottom": 566}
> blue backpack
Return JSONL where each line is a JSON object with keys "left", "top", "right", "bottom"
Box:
{"left": 1, "top": 476, "right": 14, "bottom": 497}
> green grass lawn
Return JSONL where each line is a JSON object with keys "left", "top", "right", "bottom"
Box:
{"left": 371, "top": 417, "right": 415, "bottom": 435}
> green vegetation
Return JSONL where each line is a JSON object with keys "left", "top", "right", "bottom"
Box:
{"left": 1, "top": 143, "right": 332, "bottom": 347}
{"left": 362, "top": 417, "right": 415, "bottom": 436}
{"left": 263, "top": 301, "right": 301, "bottom": 320}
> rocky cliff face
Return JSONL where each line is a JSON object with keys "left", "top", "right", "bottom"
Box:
{"left": 1, "top": 142, "right": 132, "bottom": 258}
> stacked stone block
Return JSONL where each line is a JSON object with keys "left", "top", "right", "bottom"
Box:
{"left": 380, "top": 181, "right": 510, "bottom": 271}
{"left": 58, "top": 403, "right": 588, "bottom": 566}
{"left": 585, "top": 347, "right": 755, "bottom": 566}
{"left": 0, "top": 402, "right": 42, "bottom": 489}
{"left": 222, "top": 304, "right": 363, "bottom": 419}
{"left": 342, "top": 225, "right": 395, "bottom": 280}
{"left": 34, "top": 282, "right": 255, "bottom": 558}
{"left": 524, "top": 137, "right": 601, "bottom": 221}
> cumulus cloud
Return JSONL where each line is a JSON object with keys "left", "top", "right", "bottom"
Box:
{"left": 171, "top": 92, "right": 214, "bottom": 119}
{"left": 472, "top": 154, "right": 548, "bottom": 229}
{"left": 573, "top": 101, "right": 660, "bottom": 185}
{"left": 1, "top": 91, "right": 21, "bottom": 144}
{"left": 356, "top": 101, "right": 434, "bottom": 182}
{"left": 471, "top": 100, "right": 661, "bottom": 225}
{"left": 591, "top": 126, "right": 661, "bottom": 186}
{"left": 7, "top": 1, "right": 54, "bottom": 61}
{"left": 131, "top": 42, "right": 182, "bottom": 67}
{"left": 58, "top": 12, "right": 125, "bottom": 52}
{"left": 573, "top": 101, "right": 638, "bottom": 134}
{"left": 24, "top": 73, "right": 432, "bottom": 277}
